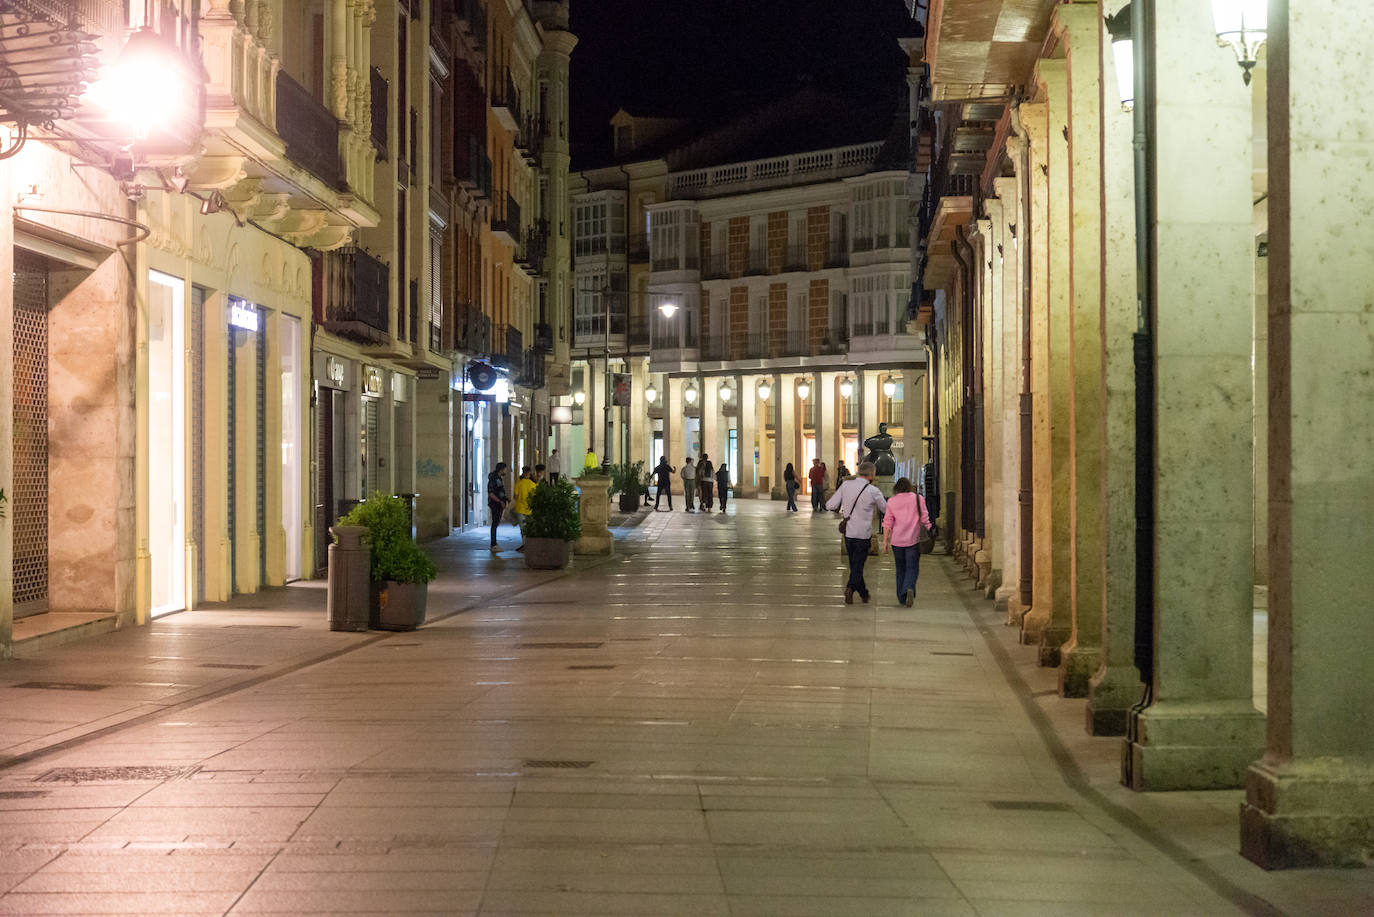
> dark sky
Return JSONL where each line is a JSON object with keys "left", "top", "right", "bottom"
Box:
{"left": 569, "top": 0, "right": 912, "bottom": 166}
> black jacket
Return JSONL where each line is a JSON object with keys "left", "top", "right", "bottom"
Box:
{"left": 487, "top": 470, "right": 507, "bottom": 503}
{"left": 715, "top": 466, "right": 730, "bottom": 488}
{"left": 654, "top": 460, "right": 675, "bottom": 482}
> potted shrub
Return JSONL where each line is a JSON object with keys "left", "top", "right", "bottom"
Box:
{"left": 611, "top": 460, "right": 646, "bottom": 512}
{"left": 523, "top": 479, "right": 582, "bottom": 569}
{"left": 337, "top": 494, "right": 437, "bottom": 631}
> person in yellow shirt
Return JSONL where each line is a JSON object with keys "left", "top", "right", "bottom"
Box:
{"left": 583, "top": 447, "right": 599, "bottom": 473}
{"left": 512, "top": 466, "right": 536, "bottom": 552}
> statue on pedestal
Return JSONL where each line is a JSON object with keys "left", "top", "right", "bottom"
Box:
{"left": 863, "top": 422, "right": 897, "bottom": 477}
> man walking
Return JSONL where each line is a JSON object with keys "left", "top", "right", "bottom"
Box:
{"left": 653, "top": 456, "right": 676, "bottom": 510}
{"left": 512, "top": 466, "right": 536, "bottom": 552}
{"left": 826, "top": 461, "right": 887, "bottom": 604}
{"left": 808, "top": 458, "right": 827, "bottom": 512}
{"left": 487, "top": 462, "right": 509, "bottom": 551}
{"left": 715, "top": 461, "right": 731, "bottom": 513}
{"left": 698, "top": 453, "right": 715, "bottom": 511}
{"left": 547, "top": 450, "right": 561, "bottom": 483}
{"left": 681, "top": 457, "right": 697, "bottom": 512}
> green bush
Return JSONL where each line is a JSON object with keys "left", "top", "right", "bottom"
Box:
{"left": 609, "top": 460, "right": 645, "bottom": 497}
{"left": 524, "top": 479, "right": 582, "bottom": 541}
{"left": 337, "top": 494, "right": 437, "bottom": 584}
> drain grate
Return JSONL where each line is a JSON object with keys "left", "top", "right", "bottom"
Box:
{"left": 566, "top": 665, "right": 616, "bottom": 670}
{"left": 222, "top": 624, "right": 300, "bottom": 630}
{"left": 12, "top": 682, "right": 108, "bottom": 692}
{"left": 930, "top": 651, "right": 974, "bottom": 657}
{"left": 523, "top": 760, "right": 594, "bottom": 769}
{"left": 199, "top": 663, "right": 263, "bottom": 670}
{"left": 987, "top": 800, "right": 1073, "bottom": 812}
{"left": 0, "top": 790, "right": 48, "bottom": 799}
{"left": 37, "top": 766, "right": 199, "bottom": 784}
{"left": 517, "top": 642, "right": 605, "bottom": 649}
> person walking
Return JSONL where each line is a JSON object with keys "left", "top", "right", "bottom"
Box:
{"left": 583, "top": 447, "right": 599, "bottom": 473}
{"left": 881, "top": 477, "right": 932, "bottom": 607}
{"left": 808, "top": 458, "right": 827, "bottom": 512}
{"left": 547, "top": 450, "right": 561, "bottom": 483}
{"left": 681, "top": 457, "right": 697, "bottom": 512}
{"left": 783, "top": 462, "right": 799, "bottom": 512}
{"left": 512, "top": 467, "right": 536, "bottom": 552}
{"left": 826, "top": 461, "right": 887, "bottom": 604}
{"left": 835, "top": 461, "right": 851, "bottom": 490}
{"left": 486, "top": 462, "right": 509, "bottom": 551}
{"left": 698, "top": 453, "right": 715, "bottom": 511}
{"left": 653, "top": 456, "right": 676, "bottom": 510}
{"left": 715, "top": 461, "right": 731, "bottom": 512}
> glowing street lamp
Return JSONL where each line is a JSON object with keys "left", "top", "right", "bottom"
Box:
{"left": 645, "top": 385, "right": 658, "bottom": 404}
{"left": 883, "top": 378, "right": 897, "bottom": 399}
{"left": 86, "top": 28, "right": 197, "bottom": 141}
{"left": 719, "top": 384, "right": 733, "bottom": 402}
{"left": 757, "top": 380, "right": 771, "bottom": 401}
{"left": 573, "top": 390, "right": 586, "bottom": 406}
{"left": 839, "top": 377, "right": 854, "bottom": 399}
{"left": 1211, "top": 0, "right": 1266, "bottom": 84}
{"left": 657, "top": 301, "right": 679, "bottom": 318}
{"left": 684, "top": 383, "right": 698, "bottom": 404}
{"left": 796, "top": 379, "right": 811, "bottom": 400}
{"left": 1105, "top": 5, "right": 1135, "bottom": 110}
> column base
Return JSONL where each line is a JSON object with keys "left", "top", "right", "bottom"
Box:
{"left": 1241, "top": 757, "right": 1374, "bottom": 869}
{"left": 1057, "top": 639, "right": 1100, "bottom": 698}
{"left": 1005, "top": 595, "right": 1026, "bottom": 628}
{"left": 1037, "top": 625, "right": 1070, "bottom": 667}
{"left": 1122, "top": 700, "right": 1265, "bottom": 791}
{"left": 983, "top": 567, "right": 1002, "bottom": 599}
{"left": 1085, "top": 664, "right": 1142, "bottom": 736}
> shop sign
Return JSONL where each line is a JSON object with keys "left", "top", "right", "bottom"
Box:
{"left": 229, "top": 301, "right": 259, "bottom": 332}
{"left": 325, "top": 356, "right": 346, "bottom": 388}
{"left": 612, "top": 373, "right": 631, "bottom": 406}
{"left": 391, "top": 373, "right": 408, "bottom": 402}
{"left": 363, "top": 366, "right": 384, "bottom": 396}
{"left": 550, "top": 405, "right": 573, "bottom": 424}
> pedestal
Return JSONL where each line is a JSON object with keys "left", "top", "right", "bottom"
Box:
{"left": 573, "top": 476, "right": 614, "bottom": 556}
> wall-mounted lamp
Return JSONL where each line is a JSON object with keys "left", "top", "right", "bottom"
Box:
{"left": 645, "top": 384, "right": 658, "bottom": 404}
{"left": 719, "top": 383, "right": 733, "bottom": 402}
{"left": 997, "top": 243, "right": 1005, "bottom": 264}
{"left": 657, "top": 301, "right": 679, "bottom": 318}
{"left": 1008, "top": 223, "right": 1018, "bottom": 249}
{"left": 757, "top": 380, "right": 771, "bottom": 400}
{"left": 1105, "top": 5, "right": 1135, "bottom": 110}
{"left": 882, "top": 378, "right": 897, "bottom": 399}
{"left": 1211, "top": 0, "right": 1266, "bottom": 84}
{"left": 573, "top": 390, "right": 586, "bottom": 406}
{"left": 839, "top": 377, "right": 854, "bottom": 399}
{"left": 684, "top": 383, "right": 698, "bottom": 404}
{"left": 796, "top": 379, "right": 811, "bottom": 400}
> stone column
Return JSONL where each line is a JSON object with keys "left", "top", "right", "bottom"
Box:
{"left": 413, "top": 376, "right": 452, "bottom": 539}
{"left": 1240, "top": 0, "right": 1374, "bottom": 867}
{"left": 630, "top": 358, "right": 649, "bottom": 465}
{"left": 980, "top": 207, "right": 1005, "bottom": 598}
{"left": 573, "top": 475, "right": 613, "bottom": 555}
{"left": 1087, "top": 14, "right": 1143, "bottom": 736}
{"left": 1057, "top": 3, "right": 1105, "bottom": 698}
{"left": 666, "top": 376, "right": 684, "bottom": 495}
{"left": 773, "top": 373, "right": 796, "bottom": 498}
{"left": 1123, "top": 0, "right": 1263, "bottom": 791}
{"left": 901, "top": 368, "right": 924, "bottom": 467}
{"left": 994, "top": 176, "right": 1022, "bottom": 615}
{"left": 700, "top": 376, "right": 720, "bottom": 466}
{"left": 860, "top": 369, "right": 880, "bottom": 456}
{"left": 737, "top": 374, "right": 756, "bottom": 496}
{"left": 1019, "top": 100, "right": 1054, "bottom": 647}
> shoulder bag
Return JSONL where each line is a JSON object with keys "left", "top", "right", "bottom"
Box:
{"left": 917, "top": 494, "right": 936, "bottom": 554}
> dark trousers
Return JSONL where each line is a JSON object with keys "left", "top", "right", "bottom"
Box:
{"left": 892, "top": 544, "right": 921, "bottom": 602}
{"left": 785, "top": 481, "right": 798, "bottom": 511}
{"left": 844, "top": 536, "right": 872, "bottom": 599}
{"left": 488, "top": 501, "right": 502, "bottom": 546}
{"left": 717, "top": 485, "right": 728, "bottom": 512}
{"left": 549, "top": 472, "right": 560, "bottom": 484}
{"left": 655, "top": 481, "right": 673, "bottom": 509}
{"left": 700, "top": 481, "right": 714, "bottom": 509}
{"left": 811, "top": 486, "right": 824, "bottom": 511}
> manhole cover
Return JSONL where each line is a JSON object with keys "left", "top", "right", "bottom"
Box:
{"left": 517, "top": 642, "right": 604, "bottom": 649}
{"left": 0, "top": 790, "right": 48, "bottom": 799}
{"left": 566, "top": 665, "right": 616, "bottom": 670}
{"left": 36, "top": 766, "right": 199, "bottom": 784}
{"left": 12, "top": 682, "right": 108, "bottom": 692}
{"left": 523, "top": 760, "right": 594, "bottom": 769}
{"left": 199, "top": 663, "right": 263, "bottom": 670}
{"left": 987, "top": 800, "right": 1073, "bottom": 812}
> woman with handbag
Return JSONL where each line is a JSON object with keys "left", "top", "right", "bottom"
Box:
{"left": 881, "top": 476, "right": 932, "bottom": 607}
{"left": 783, "top": 462, "right": 799, "bottom": 512}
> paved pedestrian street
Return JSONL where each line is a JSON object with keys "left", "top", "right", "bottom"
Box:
{"left": 1, "top": 503, "right": 1370, "bottom": 916}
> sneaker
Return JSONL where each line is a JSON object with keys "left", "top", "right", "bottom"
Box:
{"left": 844, "top": 586, "right": 854, "bottom": 605}
{"left": 516, "top": 545, "right": 525, "bottom": 552}
{"left": 860, "top": 593, "right": 870, "bottom": 604}
{"left": 904, "top": 590, "right": 914, "bottom": 608}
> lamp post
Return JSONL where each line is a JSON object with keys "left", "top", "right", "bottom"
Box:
{"left": 1211, "top": 0, "right": 1266, "bottom": 84}
{"left": 597, "top": 285, "right": 679, "bottom": 467}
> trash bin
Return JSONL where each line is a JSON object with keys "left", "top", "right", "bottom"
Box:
{"left": 327, "top": 525, "right": 372, "bottom": 632}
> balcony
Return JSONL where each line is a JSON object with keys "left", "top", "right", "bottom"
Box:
{"left": 852, "top": 237, "right": 875, "bottom": 253}
{"left": 783, "top": 244, "right": 808, "bottom": 272}
{"left": 668, "top": 142, "right": 885, "bottom": 199}
{"left": 505, "top": 326, "right": 523, "bottom": 370}
{"left": 533, "top": 322, "right": 554, "bottom": 353}
{"left": 516, "top": 117, "right": 546, "bottom": 161}
{"left": 517, "top": 349, "right": 546, "bottom": 388}
{"left": 744, "top": 250, "right": 768, "bottom": 276}
{"left": 492, "top": 193, "right": 521, "bottom": 245}
{"left": 454, "top": 304, "right": 490, "bottom": 354}
{"left": 628, "top": 314, "right": 651, "bottom": 348}
{"left": 628, "top": 233, "right": 649, "bottom": 263}
{"left": 781, "top": 330, "right": 810, "bottom": 357}
{"left": 455, "top": 0, "right": 487, "bottom": 51}
{"left": 824, "top": 241, "right": 849, "bottom": 268}
{"left": 519, "top": 219, "right": 549, "bottom": 272}
{"left": 456, "top": 134, "right": 492, "bottom": 199}
{"left": 703, "top": 253, "right": 728, "bottom": 280}
{"left": 315, "top": 247, "right": 391, "bottom": 344}
{"left": 650, "top": 253, "right": 699, "bottom": 274}
{"left": 492, "top": 69, "right": 522, "bottom": 133}
{"left": 277, "top": 71, "right": 344, "bottom": 190}
{"left": 370, "top": 67, "right": 388, "bottom": 160}
{"left": 746, "top": 333, "right": 768, "bottom": 359}
{"left": 701, "top": 335, "right": 728, "bottom": 361}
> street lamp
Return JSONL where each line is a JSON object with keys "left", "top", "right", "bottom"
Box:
{"left": 657, "top": 301, "right": 679, "bottom": 319}
{"left": 839, "top": 377, "right": 854, "bottom": 399}
{"left": 1105, "top": 4, "right": 1134, "bottom": 110}
{"left": 883, "top": 378, "right": 897, "bottom": 399}
{"left": 573, "top": 390, "right": 586, "bottom": 406}
{"left": 684, "top": 383, "right": 698, "bottom": 404}
{"left": 645, "top": 384, "right": 658, "bottom": 404}
{"left": 757, "top": 380, "right": 771, "bottom": 401}
{"left": 719, "top": 383, "right": 733, "bottom": 402}
{"left": 1211, "top": 0, "right": 1266, "bottom": 84}
{"left": 796, "top": 379, "right": 811, "bottom": 400}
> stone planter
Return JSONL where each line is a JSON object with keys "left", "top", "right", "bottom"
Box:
{"left": 524, "top": 537, "right": 573, "bottom": 570}
{"left": 371, "top": 581, "right": 428, "bottom": 631}
{"left": 574, "top": 475, "right": 614, "bottom": 555}
{"left": 618, "top": 492, "right": 640, "bottom": 512}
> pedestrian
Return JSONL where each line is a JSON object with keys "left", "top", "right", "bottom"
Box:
{"left": 835, "top": 461, "right": 851, "bottom": 490}
{"left": 715, "top": 461, "right": 731, "bottom": 512}
{"left": 681, "top": 457, "right": 697, "bottom": 511}
{"left": 547, "top": 449, "right": 561, "bottom": 483}
{"left": 512, "top": 467, "right": 536, "bottom": 552}
{"left": 486, "top": 462, "right": 509, "bottom": 551}
{"left": 698, "top": 453, "right": 715, "bottom": 510}
{"left": 583, "top": 447, "right": 599, "bottom": 473}
{"left": 808, "top": 458, "right": 827, "bottom": 512}
{"left": 534, "top": 463, "right": 546, "bottom": 482}
{"left": 783, "top": 462, "right": 799, "bottom": 512}
{"left": 881, "top": 477, "right": 932, "bottom": 607}
{"left": 653, "top": 456, "right": 676, "bottom": 510}
{"left": 826, "top": 461, "right": 887, "bottom": 604}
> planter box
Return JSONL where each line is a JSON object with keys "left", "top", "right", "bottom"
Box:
{"left": 371, "top": 581, "right": 428, "bottom": 631}
{"left": 524, "top": 537, "right": 572, "bottom": 570}
{"left": 618, "top": 492, "right": 640, "bottom": 512}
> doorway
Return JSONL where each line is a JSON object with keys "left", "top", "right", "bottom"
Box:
{"left": 148, "top": 271, "right": 187, "bottom": 616}
{"left": 11, "top": 250, "right": 49, "bottom": 618}
{"left": 280, "top": 316, "right": 302, "bottom": 581}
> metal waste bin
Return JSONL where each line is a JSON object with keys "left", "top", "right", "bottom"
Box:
{"left": 327, "top": 525, "right": 372, "bottom": 632}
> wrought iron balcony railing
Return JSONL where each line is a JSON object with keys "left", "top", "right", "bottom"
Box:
{"left": 277, "top": 70, "right": 343, "bottom": 189}
{"left": 315, "top": 247, "right": 391, "bottom": 344}
{"left": 370, "top": 67, "right": 388, "bottom": 158}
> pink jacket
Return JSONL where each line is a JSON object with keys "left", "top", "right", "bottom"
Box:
{"left": 882, "top": 492, "right": 931, "bottom": 547}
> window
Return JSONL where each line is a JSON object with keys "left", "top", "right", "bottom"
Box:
{"left": 574, "top": 202, "right": 607, "bottom": 257}
{"left": 650, "top": 208, "right": 699, "bottom": 271}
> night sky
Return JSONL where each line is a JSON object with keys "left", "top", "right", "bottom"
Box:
{"left": 569, "top": 0, "right": 912, "bottom": 167}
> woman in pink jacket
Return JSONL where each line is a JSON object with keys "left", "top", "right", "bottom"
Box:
{"left": 881, "top": 477, "right": 931, "bottom": 607}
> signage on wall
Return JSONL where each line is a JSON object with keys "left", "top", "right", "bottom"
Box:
{"left": 229, "top": 301, "right": 259, "bottom": 332}
{"left": 550, "top": 405, "right": 573, "bottom": 424}
{"left": 468, "top": 361, "right": 497, "bottom": 392}
{"left": 363, "top": 366, "right": 384, "bottom": 397}
{"left": 612, "top": 373, "right": 631, "bottom": 406}
{"left": 325, "top": 356, "right": 346, "bottom": 388}
{"left": 391, "top": 373, "right": 408, "bottom": 403}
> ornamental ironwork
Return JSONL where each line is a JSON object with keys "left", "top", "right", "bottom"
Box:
{"left": 0, "top": 0, "right": 99, "bottom": 158}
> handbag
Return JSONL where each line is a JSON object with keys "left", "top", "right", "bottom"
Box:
{"left": 917, "top": 495, "right": 935, "bottom": 554}
{"left": 837, "top": 482, "right": 871, "bottom": 536}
